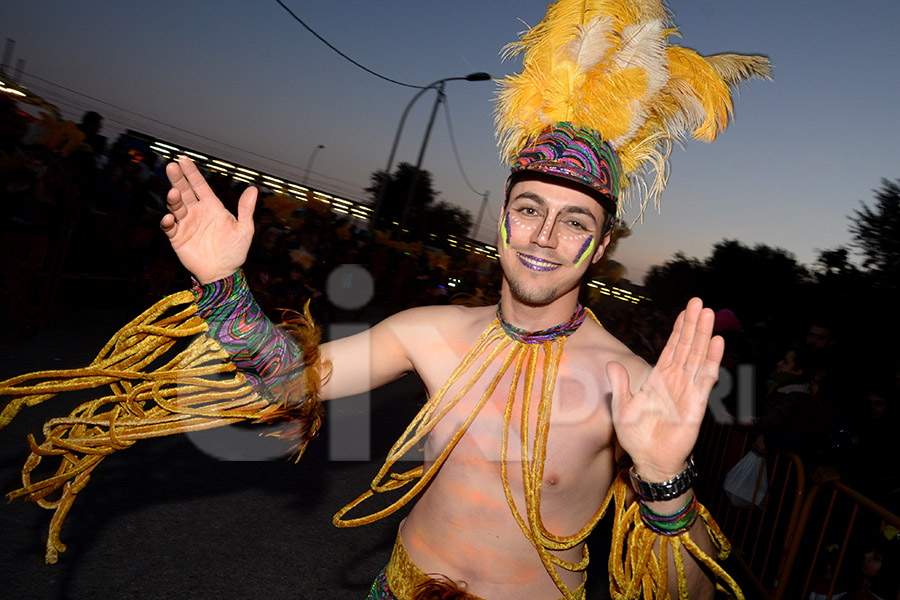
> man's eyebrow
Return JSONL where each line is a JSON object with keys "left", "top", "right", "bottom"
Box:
{"left": 511, "top": 191, "right": 546, "bottom": 205}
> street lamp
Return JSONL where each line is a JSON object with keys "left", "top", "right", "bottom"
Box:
{"left": 371, "top": 72, "right": 491, "bottom": 230}
{"left": 471, "top": 190, "right": 490, "bottom": 240}
{"left": 302, "top": 144, "right": 325, "bottom": 186}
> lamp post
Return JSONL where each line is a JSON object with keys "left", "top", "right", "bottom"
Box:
{"left": 302, "top": 144, "right": 325, "bottom": 187}
{"left": 370, "top": 72, "right": 491, "bottom": 231}
{"left": 471, "top": 190, "right": 490, "bottom": 240}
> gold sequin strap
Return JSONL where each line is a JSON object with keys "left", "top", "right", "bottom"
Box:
{"left": 334, "top": 320, "right": 517, "bottom": 526}
{"left": 498, "top": 336, "right": 599, "bottom": 599}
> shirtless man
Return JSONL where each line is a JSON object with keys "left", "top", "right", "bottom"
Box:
{"left": 161, "top": 146, "right": 724, "bottom": 599}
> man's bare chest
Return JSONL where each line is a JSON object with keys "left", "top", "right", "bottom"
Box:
{"left": 419, "top": 341, "right": 615, "bottom": 481}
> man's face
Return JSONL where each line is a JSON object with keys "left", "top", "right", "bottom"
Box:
{"left": 862, "top": 549, "right": 883, "bottom": 578}
{"left": 806, "top": 325, "right": 833, "bottom": 351}
{"left": 498, "top": 178, "right": 610, "bottom": 305}
{"left": 775, "top": 351, "right": 799, "bottom": 375}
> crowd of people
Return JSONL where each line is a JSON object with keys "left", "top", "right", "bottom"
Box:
{"left": 707, "top": 306, "right": 900, "bottom": 599}
{"left": 730, "top": 312, "right": 900, "bottom": 516}
{"left": 3, "top": 99, "right": 899, "bottom": 597}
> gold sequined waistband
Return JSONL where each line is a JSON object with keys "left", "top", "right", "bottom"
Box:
{"left": 384, "top": 530, "right": 585, "bottom": 600}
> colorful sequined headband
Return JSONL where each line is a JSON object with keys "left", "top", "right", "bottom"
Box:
{"left": 505, "top": 122, "right": 621, "bottom": 216}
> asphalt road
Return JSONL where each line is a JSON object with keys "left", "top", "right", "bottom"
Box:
{"left": 0, "top": 298, "right": 420, "bottom": 599}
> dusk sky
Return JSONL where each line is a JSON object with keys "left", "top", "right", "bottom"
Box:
{"left": 3, "top": 0, "right": 899, "bottom": 283}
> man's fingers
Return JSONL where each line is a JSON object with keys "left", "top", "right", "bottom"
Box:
{"left": 606, "top": 360, "right": 632, "bottom": 414}
{"left": 697, "top": 334, "right": 725, "bottom": 394}
{"left": 236, "top": 186, "right": 258, "bottom": 229}
{"left": 160, "top": 212, "right": 177, "bottom": 237}
{"left": 164, "top": 160, "right": 182, "bottom": 184}
{"left": 671, "top": 298, "right": 703, "bottom": 367}
{"left": 177, "top": 155, "right": 215, "bottom": 201}
{"left": 683, "top": 305, "right": 716, "bottom": 376}
{"left": 165, "top": 160, "right": 193, "bottom": 200}
{"left": 165, "top": 187, "right": 189, "bottom": 223}
{"left": 656, "top": 309, "right": 684, "bottom": 367}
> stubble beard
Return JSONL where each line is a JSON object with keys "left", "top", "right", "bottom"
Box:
{"left": 506, "top": 272, "right": 560, "bottom": 307}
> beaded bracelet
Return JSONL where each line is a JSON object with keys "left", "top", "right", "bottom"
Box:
{"left": 638, "top": 491, "right": 698, "bottom": 536}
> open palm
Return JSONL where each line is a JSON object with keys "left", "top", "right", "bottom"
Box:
{"left": 608, "top": 298, "right": 723, "bottom": 482}
{"left": 160, "top": 156, "right": 257, "bottom": 284}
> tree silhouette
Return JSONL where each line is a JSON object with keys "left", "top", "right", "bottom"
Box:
{"left": 640, "top": 178, "right": 900, "bottom": 357}
{"left": 850, "top": 178, "right": 900, "bottom": 290}
{"left": 367, "top": 162, "right": 473, "bottom": 245}
{"left": 644, "top": 240, "right": 810, "bottom": 327}
{"left": 643, "top": 252, "right": 707, "bottom": 309}
{"left": 815, "top": 246, "right": 854, "bottom": 275}
{"left": 417, "top": 200, "right": 473, "bottom": 241}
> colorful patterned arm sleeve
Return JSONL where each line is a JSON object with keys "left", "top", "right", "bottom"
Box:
{"left": 191, "top": 269, "right": 304, "bottom": 399}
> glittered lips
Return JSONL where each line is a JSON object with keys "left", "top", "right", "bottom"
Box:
{"left": 517, "top": 252, "right": 561, "bottom": 272}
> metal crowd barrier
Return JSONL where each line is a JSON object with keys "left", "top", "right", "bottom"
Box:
{"left": 785, "top": 479, "right": 900, "bottom": 600}
{"left": 696, "top": 415, "right": 900, "bottom": 600}
{"left": 695, "top": 417, "right": 806, "bottom": 599}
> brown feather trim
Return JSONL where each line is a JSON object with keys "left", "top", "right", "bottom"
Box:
{"left": 413, "top": 576, "right": 476, "bottom": 600}
{"left": 253, "top": 299, "right": 331, "bottom": 461}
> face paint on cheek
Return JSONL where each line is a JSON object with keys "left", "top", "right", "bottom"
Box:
{"left": 573, "top": 235, "right": 595, "bottom": 268}
{"left": 501, "top": 212, "right": 512, "bottom": 249}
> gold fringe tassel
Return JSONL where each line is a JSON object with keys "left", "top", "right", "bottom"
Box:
{"left": 0, "top": 290, "right": 321, "bottom": 563}
{"left": 605, "top": 473, "right": 744, "bottom": 599}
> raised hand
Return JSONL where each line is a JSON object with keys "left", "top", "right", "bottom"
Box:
{"left": 160, "top": 156, "right": 258, "bottom": 284}
{"left": 607, "top": 298, "right": 724, "bottom": 482}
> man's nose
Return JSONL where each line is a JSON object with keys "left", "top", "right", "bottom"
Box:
{"left": 531, "top": 216, "right": 558, "bottom": 248}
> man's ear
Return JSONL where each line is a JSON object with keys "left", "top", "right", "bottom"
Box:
{"left": 591, "top": 229, "right": 613, "bottom": 264}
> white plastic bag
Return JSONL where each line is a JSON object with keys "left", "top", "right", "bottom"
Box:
{"left": 723, "top": 450, "right": 768, "bottom": 508}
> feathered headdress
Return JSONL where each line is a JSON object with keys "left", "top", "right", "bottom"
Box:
{"left": 495, "top": 0, "right": 771, "bottom": 223}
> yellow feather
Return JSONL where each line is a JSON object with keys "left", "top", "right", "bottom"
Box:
{"left": 670, "top": 47, "right": 734, "bottom": 141}
{"left": 705, "top": 53, "right": 772, "bottom": 85}
{"left": 576, "top": 66, "right": 649, "bottom": 141}
{"left": 494, "top": 0, "right": 770, "bottom": 217}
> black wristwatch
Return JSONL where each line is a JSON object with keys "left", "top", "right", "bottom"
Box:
{"left": 629, "top": 457, "right": 697, "bottom": 501}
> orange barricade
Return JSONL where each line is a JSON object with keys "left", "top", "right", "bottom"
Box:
{"left": 783, "top": 479, "right": 900, "bottom": 600}
{"left": 697, "top": 414, "right": 900, "bottom": 600}
{"left": 695, "top": 416, "right": 807, "bottom": 600}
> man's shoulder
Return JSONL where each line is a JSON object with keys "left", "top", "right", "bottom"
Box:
{"left": 572, "top": 315, "right": 649, "bottom": 374}
{"left": 576, "top": 314, "right": 633, "bottom": 353}
{"left": 377, "top": 303, "right": 495, "bottom": 341}
{"left": 388, "top": 302, "right": 493, "bottom": 323}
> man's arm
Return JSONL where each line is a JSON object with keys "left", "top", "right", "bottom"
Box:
{"left": 608, "top": 299, "right": 725, "bottom": 599}
{"left": 614, "top": 442, "right": 718, "bottom": 598}
{"left": 318, "top": 317, "right": 413, "bottom": 401}
{"left": 642, "top": 488, "right": 718, "bottom": 599}
{"left": 319, "top": 304, "right": 462, "bottom": 400}
{"left": 162, "top": 156, "right": 417, "bottom": 403}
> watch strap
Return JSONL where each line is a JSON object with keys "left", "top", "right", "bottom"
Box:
{"left": 629, "top": 457, "right": 697, "bottom": 501}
